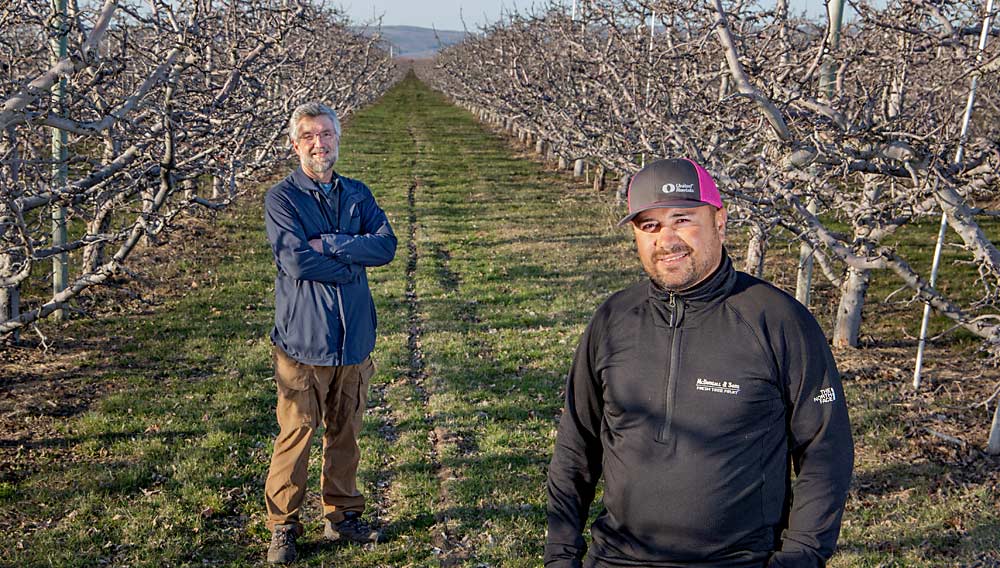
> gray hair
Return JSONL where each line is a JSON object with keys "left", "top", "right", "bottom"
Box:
{"left": 288, "top": 101, "right": 341, "bottom": 141}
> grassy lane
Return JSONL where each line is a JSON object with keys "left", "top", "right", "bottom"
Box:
{"left": 331, "top": 74, "right": 636, "bottom": 566}
{"left": 394, "top": 79, "right": 636, "bottom": 567}
{"left": 3, "top": 73, "right": 998, "bottom": 567}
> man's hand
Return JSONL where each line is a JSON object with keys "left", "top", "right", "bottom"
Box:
{"left": 308, "top": 238, "right": 324, "bottom": 254}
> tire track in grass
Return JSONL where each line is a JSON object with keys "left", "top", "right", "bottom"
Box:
{"left": 405, "top": 83, "right": 571, "bottom": 564}
{"left": 405, "top": 87, "right": 600, "bottom": 565}
{"left": 406, "top": 180, "right": 427, "bottom": 393}
{"left": 347, "top": 110, "right": 442, "bottom": 563}
{"left": 404, "top": 125, "right": 474, "bottom": 566}
{"left": 368, "top": 149, "right": 430, "bottom": 558}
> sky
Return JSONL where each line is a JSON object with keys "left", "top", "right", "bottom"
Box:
{"left": 339, "top": 0, "right": 835, "bottom": 32}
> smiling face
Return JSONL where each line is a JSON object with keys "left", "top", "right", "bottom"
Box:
{"left": 291, "top": 114, "right": 339, "bottom": 182}
{"left": 632, "top": 205, "right": 727, "bottom": 292}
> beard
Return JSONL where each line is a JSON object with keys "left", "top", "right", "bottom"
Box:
{"left": 644, "top": 244, "right": 704, "bottom": 292}
{"left": 302, "top": 147, "right": 338, "bottom": 176}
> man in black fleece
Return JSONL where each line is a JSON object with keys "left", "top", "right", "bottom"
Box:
{"left": 545, "top": 158, "right": 853, "bottom": 568}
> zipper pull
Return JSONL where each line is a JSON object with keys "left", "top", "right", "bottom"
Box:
{"left": 669, "top": 293, "right": 676, "bottom": 327}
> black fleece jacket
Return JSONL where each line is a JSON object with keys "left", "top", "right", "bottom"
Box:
{"left": 545, "top": 252, "right": 853, "bottom": 568}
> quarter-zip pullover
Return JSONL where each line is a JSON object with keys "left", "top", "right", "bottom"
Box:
{"left": 546, "top": 252, "right": 853, "bottom": 568}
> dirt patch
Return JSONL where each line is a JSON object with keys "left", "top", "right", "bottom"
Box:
{"left": 837, "top": 343, "right": 1000, "bottom": 486}
{"left": 0, "top": 212, "right": 237, "bottom": 486}
{"left": 0, "top": 338, "right": 116, "bottom": 487}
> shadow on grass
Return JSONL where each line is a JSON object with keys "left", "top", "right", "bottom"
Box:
{"left": 428, "top": 240, "right": 461, "bottom": 293}
{"left": 836, "top": 528, "right": 969, "bottom": 561}
{"left": 374, "top": 502, "right": 546, "bottom": 546}
{"left": 851, "top": 460, "right": 948, "bottom": 498}
{"left": 0, "top": 426, "right": 201, "bottom": 451}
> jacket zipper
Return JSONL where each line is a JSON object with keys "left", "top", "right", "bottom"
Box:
{"left": 336, "top": 286, "right": 347, "bottom": 359}
{"left": 314, "top": 185, "right": 348, "bottom": 364}
{"left": 657, "top": 293, "right": 684, "bottom": 446}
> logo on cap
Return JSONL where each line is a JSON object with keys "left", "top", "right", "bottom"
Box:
{"left": 661, "top": 183, "right": 695, "bottom": 194}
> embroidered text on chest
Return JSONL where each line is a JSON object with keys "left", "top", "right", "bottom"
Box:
{"left": 695, "top": 378, "right": 741, "bottom": 396}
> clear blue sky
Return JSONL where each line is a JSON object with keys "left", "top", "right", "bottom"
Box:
{"left": 339, "top": 1, "right": 835, "bottom": 32}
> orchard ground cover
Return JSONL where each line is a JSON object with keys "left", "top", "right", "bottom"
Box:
{"left": 1, "top": 73, "right": 997, "bottom": 566}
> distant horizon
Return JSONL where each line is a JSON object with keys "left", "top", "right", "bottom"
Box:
{"left": 340, "top": 1, "right": 839, "bottom": 33}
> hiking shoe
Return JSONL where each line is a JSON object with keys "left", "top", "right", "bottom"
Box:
{"left": 267, "top": 524, "right": 298, "bottom": 564}
{"left": 324, "top": 511, "right": 381, "bottom": 543}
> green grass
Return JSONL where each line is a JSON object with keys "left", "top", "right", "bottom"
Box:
{"left": 2, "top": 74, "right": 998, "bottom": 567}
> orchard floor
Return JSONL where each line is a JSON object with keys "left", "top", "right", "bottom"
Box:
{"left": 2, "top": 74, "right": 998, "bottom": 566}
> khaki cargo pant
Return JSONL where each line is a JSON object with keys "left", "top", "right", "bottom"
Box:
{"left": 264, "top": 346, "right": 375, "bottom": 532}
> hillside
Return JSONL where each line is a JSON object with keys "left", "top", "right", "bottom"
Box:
{"left": 356, "top": 24, "right": 470, "bottom": 59}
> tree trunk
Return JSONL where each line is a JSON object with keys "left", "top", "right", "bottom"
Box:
{"left": 618, "top": 174, "right": 629, "bottom": 204}
{"left": 835, "top": 181, "right": 879, "bottom": 348}
{"left": 744, "top": 220, "right": 769, "bottom": 278}
{"left": 795, "top": 198, "right": 819, "bottom": 307}
{"left": 834, "top": 263, "right": 869, "bottom": 348}
{"left": 0, "top": 273, "right": 19, "bottom": 343}
{"left": 212, "top": 164, "right": 223, "bottom": 199}
{"left": 718, "top": 61, "right": 730, "bottom": 100}
{"left": 987, "top": 402, "right": 1000, "bottom": 455}
{"left": 82, "top": 206, "right": 112, "bottom": 273}
{"left": 593, "top": 164, "right": 605, "bottom": 191}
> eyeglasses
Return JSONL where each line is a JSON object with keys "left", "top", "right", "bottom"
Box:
{"left": 298, "top": 130, "right": 336, "bottom": 144}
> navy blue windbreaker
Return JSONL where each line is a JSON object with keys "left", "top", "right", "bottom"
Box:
{"left": 264, "top": 168, "right": 396, "bottom": 366}
{"left": 545, "top": 252, "right": 853, "bottom": 568}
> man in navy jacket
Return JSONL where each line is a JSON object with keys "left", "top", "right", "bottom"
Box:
{"left": 263, "top": 101, "right": 396, "bottom": 564}
{"left": 545, "top": 158, "right": 853, "bottom": 567}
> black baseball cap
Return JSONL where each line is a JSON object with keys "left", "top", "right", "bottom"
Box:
{"left": 618, "top": 158, "right": 723, "bottom": 226}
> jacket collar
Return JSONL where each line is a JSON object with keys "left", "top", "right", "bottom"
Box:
{"left": 291, "top": 167, "right": 340, "bottom": 194}
{"left": 648, "top": 247, "right": 736, "bottom": 308}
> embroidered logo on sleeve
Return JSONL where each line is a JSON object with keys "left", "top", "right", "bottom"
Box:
{"left": 696, "top": 378, "right": 741, "bottom": 396}
{"left": 813, "top": 387, "right": 836, "bottom": 404}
